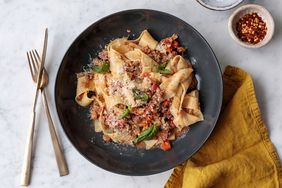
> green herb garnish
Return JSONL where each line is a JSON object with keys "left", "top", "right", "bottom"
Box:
{"left": 132, "top": 89, "right": 149, "bottom": 102}
{"left": 93, "top": 61, "right": 110, "bottom": 73}
{"left": 118, "top": 105, "right": 132, "bottom": 119}
{"left": 158, "top": 69, "right": 172, "bottom": 74}
{"left": 156, "top": 62, "right": 172, "bottom": 75}
{"left": 133, "top": 125, "right": 159, "bottom": 144}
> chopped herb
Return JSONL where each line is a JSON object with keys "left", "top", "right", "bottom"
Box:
{"left": 93, "top": 61, "right": 110, "bottom": 73}
{"left": 158, "top": 69, "right": 172, "bottom": 74}
{"left": 118, "top": 105, "right": 132, "bottom": 119}
{"left": 156, "top": 62, "right": 172, "bottom": 75}
{"left": 133, "top": 125, "right": 159, "bottom": 144}
{"left": 133, "top": 89, "right": 149, "bottom": 102}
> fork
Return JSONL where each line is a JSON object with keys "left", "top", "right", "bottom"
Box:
{"left": 25, "top": 50, "right": 69, "bottom": 180}
{"left": 21, "top": 49, "right": 45, "bottom": 186}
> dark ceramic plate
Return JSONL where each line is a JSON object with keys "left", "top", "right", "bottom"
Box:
{"left": 55, "top": 9, "right": 223, "bottom": 175}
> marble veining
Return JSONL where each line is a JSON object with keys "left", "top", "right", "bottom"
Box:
{"left": 0, "top": 0, "right": 281, "bottom": 187}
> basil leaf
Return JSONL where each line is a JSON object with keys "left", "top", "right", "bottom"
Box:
{"left": 133, "top": 125, "right": 159, "bottom": 144}
{"left": 118, "top": 105, "right": 131, "bottom": 119}
{"left": 133, "top": 89, "right": 149, "bottom": 102}
{"left": 147, "top": 125, "right": 159, "bottom": 139}
{"left": 158, "top": 64, "right": 166, "bottom": 70}
{"left": 93, "top": 61, "right": 110, "bottom": 73}
{"left": 158, "top": 69, "right": 172, "bottom": 74}
{"left": 156, "top": 62, "right": 172, "bottom": 75}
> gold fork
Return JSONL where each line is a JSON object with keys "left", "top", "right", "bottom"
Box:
{"left": 27, "top": 50, "right": 69, "bottom": 175}
{"left": 21, "top": 48, "right": 46, "bottom": 186}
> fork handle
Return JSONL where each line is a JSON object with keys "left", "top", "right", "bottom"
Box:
{"left": 20, "top": 111, "right": 36, "bottom": 186}
{"left": 41, "top": 89, "right": 69, "bottom": 176}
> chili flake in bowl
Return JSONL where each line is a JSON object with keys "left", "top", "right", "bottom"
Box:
{"left": 228, "top": 4, "right": 274, "bottom": 48}
{"left": 237, "top": 12, "right": 267, "bottom": 44}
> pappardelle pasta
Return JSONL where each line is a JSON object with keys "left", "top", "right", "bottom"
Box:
{"left": 75, "top": 30, "right": 203, "bottom": 151}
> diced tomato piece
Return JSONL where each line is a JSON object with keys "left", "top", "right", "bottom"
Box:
{"left": 117, "top": 119, "right": 125, "bottom": 127}
{"left": 161, "top": 141, "right": 171, "bottom": 151}
{"left": 163, "top": 99, "right": 170, "bottom": 107}
{"left": 151, "top": 83, "right": 159, "bottom": 91}
{"left": 172, "top": 40, "right": 179, "bottom": 48}
{"left": 142, "top": 72, "right": 149, "bottom": 77}
{"left": 145, "top": 116, "right": 153, "bottom": 125}
{"left": 140, "top": 122, "right": 147, "bottom": 127}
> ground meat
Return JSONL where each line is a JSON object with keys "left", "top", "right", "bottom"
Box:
{"left": 157, "top": 130, "right": 169, "bottom": 141}
{"left": 159, "top": 99, "right": 172, "bottom": 116}
{"left": 102, "top": 107, "right": 136, "bottom": 137}
{"left": 100, "top": 86, "right": 177, "bottom": 142}
{"left": 158, "top": 99, "right": 175, "bottom": 131}
{"left": 89, "top": 103, "right": 102, "bottom": 120}
{"left": 103, "top": 109, "right": 119, "bottom": 128}
{"left": 141, "top": 46, "right": 173, "bottom": 64}
{"left": 160, "top": 34, "right": 177, "bottom": 52}
{"left": 91, "top": 57, "right": 103, "bottom": 66}
{"left": 161, "top": 122, "right": 170, "bottom": 131}
{"left": 141, "top": 34, "right": 186, "bottom": 65}
{"left": 130, "top": 87, "right": 164, "bottom": 128}
{"left": 124, "top": 60, "right": 142, "bottom": 80}
{"left": 168, "top": 120, "right": 176, "bottom": 129}
{"left": 142, "top": 46, "right": 162, "bottom": 63}
{"left": 141, "top": 88, "right": 164, "bottom": 125}
{"left": 160, "top": 34, "right": 186, "bottom": 55}
{"left": 131, "top": 124, "right": 141, "bottom": 135}
{"left": 131, "top": 106, "right": 146, "bottom": 116}
{"left": 161, "top": 51, "right": 177, "bottom": 63}
{"left": 147, "top": 88, "right": 164, "bottom": 112}
{"left": 175, "top": 126, "right": 189, "bottom": 137}
{"left": 98, "top": 49, "right": 109, "bottom": 61}
{"left": 88, "top": 49, "right": 109, "bottom": 70}
{"left": 108, "top": 80, "right": 123, "bottom": 95}
{"left": 141, "top": 44, "right": 182, "bottom": 64}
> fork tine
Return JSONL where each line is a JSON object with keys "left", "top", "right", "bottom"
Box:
{"left": 29, "top": 50, "right": 38, "bottom": 77}
{"left": 34, "top": 50, "right": 41, "bottom": 69}
{"left": 31, "top": 50, "right": 39, "bottom": 76}
{"left": 32, "top": 49, "right": 40, "bottom": 70}
{"left": 27, "top": 52, "right": 35, "bottom": 80}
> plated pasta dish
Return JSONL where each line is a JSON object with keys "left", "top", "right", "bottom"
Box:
{"left": 75, "top": 30, "right": 203, "bottom": 151}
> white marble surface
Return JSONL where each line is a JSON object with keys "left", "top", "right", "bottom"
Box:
{"left": 1, "top": 0, "right": 282, "bottom": 187}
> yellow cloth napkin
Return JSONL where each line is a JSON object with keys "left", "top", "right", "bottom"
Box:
{"left": 165, "top": 66, "right": 282, "bottom": 188}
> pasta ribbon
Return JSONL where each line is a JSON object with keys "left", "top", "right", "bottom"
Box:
{"left": 75, "top": 74, "right": 96, "bottom": 107}
{"left": 133, "top": 30, "right": 158, "bottom": 50}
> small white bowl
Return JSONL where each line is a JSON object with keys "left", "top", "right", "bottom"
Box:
{"left": 228, "top": 4, "right": 275, "bottom": 48}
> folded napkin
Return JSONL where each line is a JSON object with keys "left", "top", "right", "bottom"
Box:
{"left": 165, "top": 66, "right": 282, "bottom": 188}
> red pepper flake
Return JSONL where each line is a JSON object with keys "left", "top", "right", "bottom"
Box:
{"left": 236, "top": 12, "right": 267, "bottom": 44}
